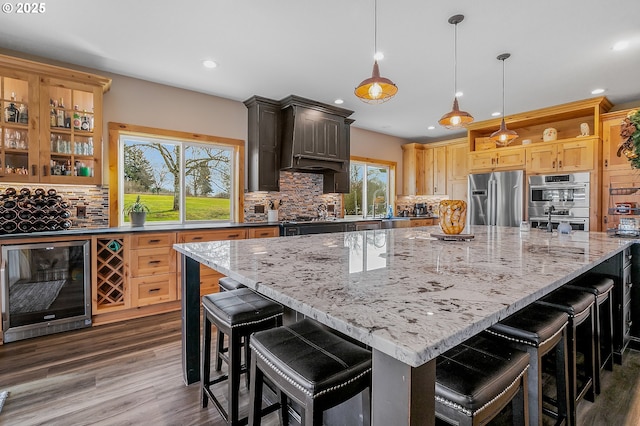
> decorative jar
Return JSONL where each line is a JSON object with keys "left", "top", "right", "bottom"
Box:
{"left": 438, "top": 200, "right": 467, "bottom": 234}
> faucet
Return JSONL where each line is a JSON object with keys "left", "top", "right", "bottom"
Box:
{"left": 546, "top": 205, "right": 555, "bottom": 232}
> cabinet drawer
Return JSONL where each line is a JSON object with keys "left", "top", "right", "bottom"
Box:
{"left": 179, "top": 229, "right": 247, "bottom": 243}
{"left": 130, "top": 247, "right": 176, "bottom": 277}
{"left": 411, "top": 219, "right": 435, "bottom": 227}
{"left": 623, "top": 247, "right": 632, "bottom": 268}
{"left": 624, "top": 264, "right": 632, "bottom": 299}
{"left": 132, "top": 274, "right": 177, "bottom": 306}
{"left": 130, "top": 232, "right": 175, "bottom": 249}
{"left": 248, "top": 227, "right": 279, "bottom": 238}
{"left": 624, "top": 300, "right": 632, "bottom": 339}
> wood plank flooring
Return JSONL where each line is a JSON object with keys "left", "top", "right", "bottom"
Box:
{"left": 0, "top": 311, "right": 639, "bottom": 425}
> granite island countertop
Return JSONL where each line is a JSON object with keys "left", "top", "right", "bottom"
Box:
{"left": 174, "top": 225, "right": 632, "bottom": 367}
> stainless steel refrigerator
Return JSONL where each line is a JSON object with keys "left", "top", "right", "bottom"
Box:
{"left": 468, "top": 170, "right": 524, "bottom": 227}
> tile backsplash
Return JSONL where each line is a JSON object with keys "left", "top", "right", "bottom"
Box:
{"left": 0, "top": 184, "right": 109, "bottom": 229}
{"left": 244, "top": 171, "right": 342, "bottom": 222}
{"left": 395, "top": 194, "right": 449, "bottom": 216}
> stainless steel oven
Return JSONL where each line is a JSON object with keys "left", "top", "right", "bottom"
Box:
{"left": 528, "top": 172, "right": 590, "bottom": 230}
{"left": 1, "top": 240, "right": 91, "bottom": 342}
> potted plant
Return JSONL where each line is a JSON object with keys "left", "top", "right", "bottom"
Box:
{"left": 124, "top": 195, "right": 150, "bottom": 227}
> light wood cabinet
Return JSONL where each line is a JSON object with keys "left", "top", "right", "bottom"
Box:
{"left": 402, "top": 142, "right": 450, "bottom": 196}
{"left": 468, "top": 146, "right": 525, "bottom": 172}
{"left": 177, "top": 228, "right": 248, "bottom": 297}
{"left": 410, "top": 218, "right": 435, "bottom": 227}
{"left": 446, "top": 140, "right": 469, "bottom": 201}
{"left": 248, "top": 226, "right": 279, "bottom": 238}
{"left": 525, "top": 138, "right": 596, "bottom": 174}
{"left": 129, "top": 232, "right": 177, "bottom": 307}
{"left": 0, "top": 54, "right": 110, "bottom": 185}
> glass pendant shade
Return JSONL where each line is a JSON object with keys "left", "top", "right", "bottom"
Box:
{"left": 439, "top": 97, "right": 474, "bottom": 129}
{"left": 355, "top": 60, "right": 398, "bottom": 104}
{"left": 490, "top": 118, "right": 519, "bottom": 146}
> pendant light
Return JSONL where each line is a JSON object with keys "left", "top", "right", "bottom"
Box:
{"left": 354, "top": 0, "right": 398, "bottom": 104}
{"left": 439, "top": 14, "right": 474, "bottom": 129}
{"left": 490, "top": 53, "right": 518, "bottom": 146}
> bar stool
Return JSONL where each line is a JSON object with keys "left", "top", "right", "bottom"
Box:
{"left": 248, "top": 318, "right": 372, "bottom": 426}
{"left": 202, "top": 287, "right": 283, "bottom": 426}
{"left": 486, "top": 304, "right": 570, "bottom": 426}
{"left": 215, "top": 277, "right": 247, "bottom": 374}
{"left": 536, "top": 287, "right": 596, "bottom": 426}
{"left": 565, "top": 274, "right": 614, "bottom": 394}
{"left": 435, "top": 333, "right": 530, "bottom": 426}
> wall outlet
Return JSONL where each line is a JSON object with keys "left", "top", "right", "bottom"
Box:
{"left": 254, "top": 204, "right": 265, "bottom": 214}
{"left": 76, "top": 205, "right": 87, "bottom": 218}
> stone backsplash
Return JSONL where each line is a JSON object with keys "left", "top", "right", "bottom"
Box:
{"left": 395, "top": 194, "right": 449, "bottom": 216}
{"left": 244, "top": 171, "right": 343, "bottom": 222}
{"left": 0, "top": 184, "right": 109, "bottom": 229}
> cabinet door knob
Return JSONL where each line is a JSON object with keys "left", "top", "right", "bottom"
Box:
{"left": 605, "top": 159, "right": 608, "bottom": 167}
{"left": 32, "top": 164, "right": 37, "bottom": 176}
{"left": 552, "top": 160, "right": 556, "bottom": 169}
{"left": 559, "top": 160, "right": 562, "bottom": 168}
{"left": 43, "top": 165, "right": 48, "bottom": 176}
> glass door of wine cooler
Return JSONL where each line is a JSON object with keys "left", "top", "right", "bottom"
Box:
{"left": 1, "top": 240, "right": 91, "bottom": 342}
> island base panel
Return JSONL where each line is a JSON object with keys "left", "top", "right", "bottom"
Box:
{"left": 182, "top": 255, "right": 201, "bottom": 385}
{"left": 372, "top": 350, "right": 435, "bottom": 426}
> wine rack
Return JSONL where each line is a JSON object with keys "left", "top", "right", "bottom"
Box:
{"left": 94, "top": 237, "right": 126, "bottom": 311}
{"left": 0, "top": 187, "right": 72, "bottom": 234}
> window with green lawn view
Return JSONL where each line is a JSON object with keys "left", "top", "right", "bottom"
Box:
{"left": 120, "top": 135, "right": 234, "bottom": 224}
{"left": 344, "top": 161, "right": 390, "bottom": 218}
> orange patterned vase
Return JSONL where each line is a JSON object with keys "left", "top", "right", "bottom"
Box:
{"left": 439, "top": 200, "right": 467, "bottom": 234}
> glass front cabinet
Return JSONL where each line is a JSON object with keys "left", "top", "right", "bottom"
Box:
{"left": 0, "top": 54, "right": 110, "bottom": 185}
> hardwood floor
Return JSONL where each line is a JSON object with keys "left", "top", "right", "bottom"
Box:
{"left": 0, "top": 311, "right": 639, "bottom": 425}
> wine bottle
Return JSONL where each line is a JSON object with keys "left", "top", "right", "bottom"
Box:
{"left": 5, "top": 93, "right": 19, "bottom": 123}
{"left": 57, "top": 97, "right": 65, "bottom": 127}
{"left": 50, "top": 99, "right": 58, "bottom": 127}
{"left": 18, "top": 98, "right": 28, "bottom": 124}
{"left": 73, "top": 105, "right": 81, "bottom": 130}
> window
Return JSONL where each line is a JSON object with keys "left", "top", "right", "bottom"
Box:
{"left": 110, "top": 123, "right": 244, "bottom": 226}
{"left": 344, "top": 157, "right": 396, "bottom": 218}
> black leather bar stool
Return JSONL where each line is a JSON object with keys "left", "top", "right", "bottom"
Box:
{"left": 565, "top": 274, "right": 614, "bottom": 395}
{"left": 248, "top": 318, "right": 372, "bottom": 426}
{"left": 536, "top": 287, "right": 596, "bottom": 426}
{"left": 216, "top": 277, "right": 247, "bottom": 374}
{"left": 486, "top": 304, "right": 570, "bottom": 426}
{"left": 435, "top": 333, "right": 530, "bottom": 426}
{"left": 202, "top": 288, "right": 283, "bottom": 426}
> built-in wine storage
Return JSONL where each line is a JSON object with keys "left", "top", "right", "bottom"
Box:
{"left": 0, "top": 187, "right": 72, "bottom": 234}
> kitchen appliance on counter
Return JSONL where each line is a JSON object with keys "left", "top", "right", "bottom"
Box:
{"left": 528, "top": 172, "right": 590, "bottom": 231}
{"left": 1, "top": 240, "right": 91, "bottom": 342}
{"left": 414, "top": 203, "right": 427, "bottom": 217}
{"left": 468, "top": 170, "right": 524, "bottom": 227}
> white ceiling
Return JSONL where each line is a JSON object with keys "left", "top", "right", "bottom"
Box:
{"left": 1, "top": 0, "right": 639, "bottom": 141}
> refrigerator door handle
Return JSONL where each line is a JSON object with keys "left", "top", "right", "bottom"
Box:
{"left": 488, "top": 179, "right": 497, "bottom": 225}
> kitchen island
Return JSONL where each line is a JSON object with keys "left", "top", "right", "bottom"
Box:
{"left": 174, "top": 225, "right": 634, "bottom": 426}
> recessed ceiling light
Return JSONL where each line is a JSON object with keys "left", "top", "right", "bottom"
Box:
{"left": 455, "top": 91, "right": 463, "bottom": 97}
{"left": 427, "top": 126, "right": 435, "bottom": 130}
{"left": 373, "top": 51, "right": 384, "bottom": 61}
{"left": 202, "top": 60, "right": 218, "bottom": 69}
{"left": 613, "top": 40, "right": 630, "bottom": 51}
{"left": 591, "top": 88, "right": 605, "bottom": 95}
{"left": 334, "top": 99, "right": 344, "bottom": 105}
{"left": 491, "top": 112, "right": 501, "bottom": 117}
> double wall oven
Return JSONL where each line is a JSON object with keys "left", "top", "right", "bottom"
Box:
{"left": 528, "top": 172, "right": 590, "bottom": 231}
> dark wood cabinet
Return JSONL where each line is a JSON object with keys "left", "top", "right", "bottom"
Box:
{"left": 323, "top": 119, "right": 353, "bottom": 193}
{"left": 244, "top": 96, "right": 281, "bottom": 192}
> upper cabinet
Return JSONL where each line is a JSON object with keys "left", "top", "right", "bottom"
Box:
{"left": 466, "top": 97, "right": 612, "bottom": 175}
{"left": 401, "top": 139, "right": 466, "bottom": 197}
{"left": 525, "top": 138, "right": 596, "bottom": 174}
{"left": 244, "top": 95, "right": 354, "bottom": 193}
{"left": 0, "top": 54, "right": 110, "bottom": 185}
{"left": 244, "top": 96, "right": 281, "bottom": 192}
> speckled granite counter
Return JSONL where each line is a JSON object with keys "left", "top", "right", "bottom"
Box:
{"left": 174, "top": 225, "right": 632, "bottom": 425}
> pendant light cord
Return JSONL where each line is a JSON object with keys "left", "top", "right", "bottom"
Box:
{"left": 453, "top": 21, "right": 458, "bottom": 95}
{"left": 373, "top": 0, "right": 377, "bottom": 56}
{"left": 501, "top": 57, "right": 506, "bottom": 117}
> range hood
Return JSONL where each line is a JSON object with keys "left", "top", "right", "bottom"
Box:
{"left": 279, "top": 95, "right": 354, "bottom": 173}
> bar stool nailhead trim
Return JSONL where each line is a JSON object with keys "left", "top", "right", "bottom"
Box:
{"left": 435, "top": 366, "right": 529, "bottom": 417}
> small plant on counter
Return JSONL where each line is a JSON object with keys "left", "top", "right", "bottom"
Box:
{"left": 123, "top": 195, "right": 150, "bottom": 226}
